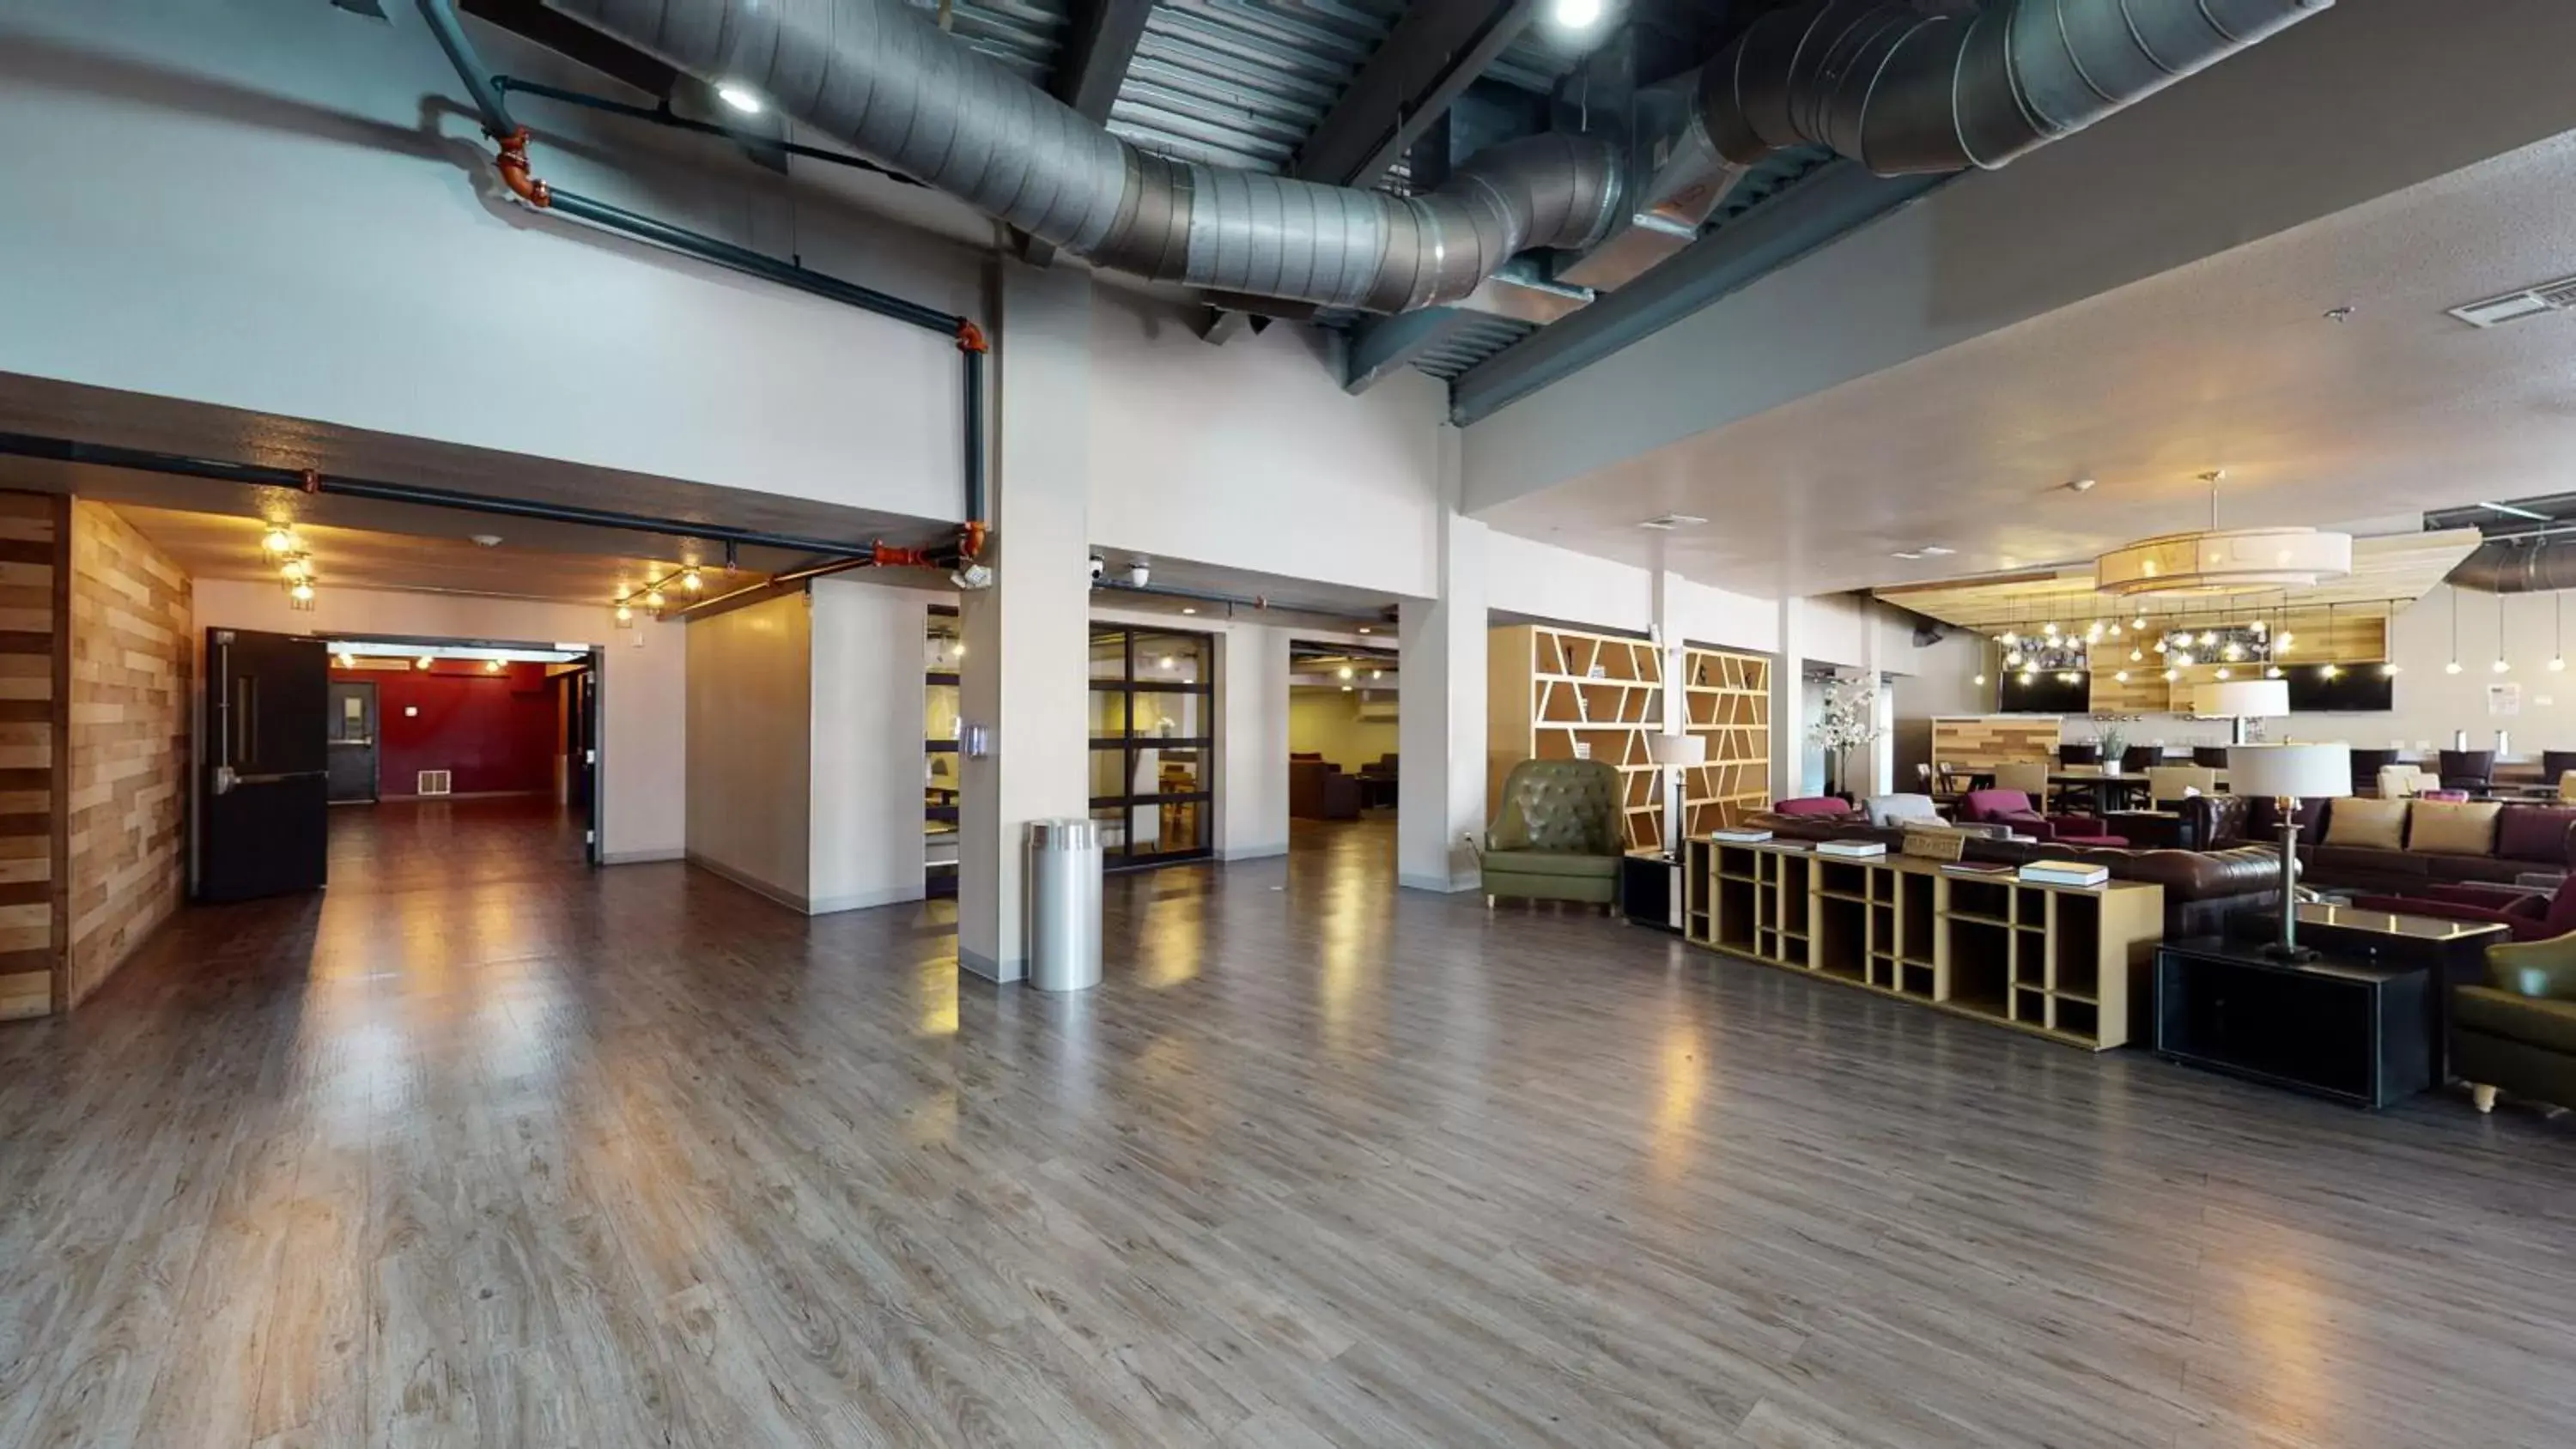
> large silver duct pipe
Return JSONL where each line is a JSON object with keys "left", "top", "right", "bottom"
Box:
{"left": 2451, "top": 540, "right": 2576, "bottom": 596}
{"left": 1701, "top": 0, "right": 2335, "bottom": 174}
{"left": 539, "top": 0, "right": 1620, "bottom": 312}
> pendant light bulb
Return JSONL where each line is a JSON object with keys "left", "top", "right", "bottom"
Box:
{"left": 2446, "top": 660, "right": 2464, "bottom": 676}
{"left": 261, "top": 525, "right": 296, "bottom": 555}
{"left": 415, "top": 655, "right": 434, "bottom": 670}
{"left": 683, "top": 567, "right": 703, "bottom": 593}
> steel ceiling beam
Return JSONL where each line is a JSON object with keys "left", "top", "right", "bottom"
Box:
{"left": 1292, "top": 1, "right": 1538, "bottom": 188}
{"left": 1446, "top": 163, "right": 1953, "bottom": 425}
{"left": 1344, "top": 307, "right": 1476, "bottom": 394}
{"left": 1020, "top": 0, "right": 1154, "bottom": 267}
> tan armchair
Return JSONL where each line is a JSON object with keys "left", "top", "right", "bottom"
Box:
{"left": 1479, "top": 759, "right": 1624, "bottom": 910}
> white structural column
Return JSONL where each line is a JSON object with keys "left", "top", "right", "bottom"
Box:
{"left": 1655, "top": 569, "right": 1689, "bottom": 852}
{"left": 1218, "top": 623, "right": 1292, "bottom": 861}
{"left": 1858, "top": 597, "right": 1893, "bottom": 798}
{"left": 1771, "top": 597, "right": 1807, "bottom": 803}
{"left": 957, "top": 264, "right": 1092, "bottom": 982}
{"left": 808, "top": 579, "right": 937, "bottom": 913}
{"left": 1398, "top": 426, "right": 1488, "bottom": 893}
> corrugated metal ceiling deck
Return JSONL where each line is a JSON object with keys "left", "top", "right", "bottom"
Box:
{"left": 1109, "top": 0, "right": 1405, "bottom": 173}
{"left": 917, "top": 0, "right": 1074, "bottom": 82}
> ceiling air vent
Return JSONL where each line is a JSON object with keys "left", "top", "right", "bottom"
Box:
{"left": 2450, "top": 275, "right": 2576, "bottom": 328}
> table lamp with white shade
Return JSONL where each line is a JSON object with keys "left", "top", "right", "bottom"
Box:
{"left": 2228, "top": 742, "right": 2352, "bottom": 961}
{"left": 1645, "top": 732, "right": 1708, "bottom": 856}
{"left": 2192, "top": 679, "right": 2290, "bottom": 745}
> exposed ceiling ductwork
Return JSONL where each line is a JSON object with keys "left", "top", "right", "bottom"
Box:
{"left": 539, "top": 0, "right": 2330, "bottom": 316}
{"left": 541, "top": 0, "right": 1620, "bottom": 312}
{"left": 1701, "top": 0, "right": 2334, "bottom": 174}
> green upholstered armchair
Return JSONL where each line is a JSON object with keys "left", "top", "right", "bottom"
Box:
{"left": 1480, "top": 758, "right": 1624, "bottom": 910}
{"left": 2457, "top": 933, "right": 2576, "bottom": 1114}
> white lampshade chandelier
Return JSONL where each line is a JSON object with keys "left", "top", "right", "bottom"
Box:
{"left": 2093, "top": 470, "right": 2352, "bottom": 597}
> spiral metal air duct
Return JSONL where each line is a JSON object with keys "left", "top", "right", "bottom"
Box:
{"left": 539, "top": 0, "right": 1620, "bottom": 312}
{"left": 1701, "top": 0, "right": 2335, "bottom": 174}
{"left": 537, "top": 0, "right": 2330, "bottom": 314}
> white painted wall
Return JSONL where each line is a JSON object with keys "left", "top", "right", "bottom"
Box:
{"left": 1462, "top": 0, "right": 2576, "bottom": 513}
{"left": 191, "top": 579, "right": 684, "bottom": 861}
{"left": 1485, "top": 531, "right": 1783, "bottom": 656}
{"left": 685, "top": 592, "right": 811, "bottom": 904}
{"left": 1087, "top": 289, "right": 1446, "bottom": 598}
{"left": 808, "top": 578, "right": 938, "bottom": 912}
{"left": 1215, "top": 621, "right": 1291, "bottom": 863}
{"left": 1485, "top": 531, "right": 1656, "bottom": 634}
{"left": 0, "top": 1, "right": 975, "bottom": 521}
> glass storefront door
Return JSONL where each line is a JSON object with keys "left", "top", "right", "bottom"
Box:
{"left": 1089, "top": 625, "right": 1214, "bottom": 868}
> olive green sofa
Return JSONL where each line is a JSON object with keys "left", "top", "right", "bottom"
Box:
{"left": 2458, "top": 932, "right": 2576, "bottom": 1115}
{"left": 1480, "top": 759, "right": 1624, "bottom": 909}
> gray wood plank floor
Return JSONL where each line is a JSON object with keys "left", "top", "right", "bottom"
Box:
{"left": 3, "top": 801, "right": 2573, "bottom": 1447}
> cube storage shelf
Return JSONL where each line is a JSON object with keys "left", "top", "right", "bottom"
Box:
{"left": 1682, "top": 840, "right": 2163, "bottom": 1050}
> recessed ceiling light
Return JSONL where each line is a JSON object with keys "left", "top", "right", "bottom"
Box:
{"left": 1551, "top": 0, "right": 1604, "bottom": 29}
{"left": 2066, "top": 478, "right": 2097, "bottom": 494}
{"left": 1635, "top": 513, "right": 1709, "bottom": 531}
{"left": 1891, "top": 550, "right": 1924, "bottom": 561}
{"left": 716, "top": 82, "right": 765, "bottom": 114}
{"left": 470, "top": 534, "right": 502, "bottom": 548}
{"left": 1181, "top": 606, "right": 1197, "bottom": 615}
{"left": 1919, "top": 545, "right": 1955, "bottom": 557}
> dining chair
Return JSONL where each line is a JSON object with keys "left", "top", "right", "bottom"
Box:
{"left": 1992, "top": 761, "right": 2049, "bottom": 797}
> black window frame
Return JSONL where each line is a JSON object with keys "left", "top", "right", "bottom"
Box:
{"left": 1088, "top": 624, "right": 1214, "bottom": 869}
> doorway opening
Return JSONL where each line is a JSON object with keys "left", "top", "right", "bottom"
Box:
{"left": 1288, "top": 640, "right": 1399, "bottom": 828}
{"left": 199, "top": 630, "right": 603, "bottom": 901}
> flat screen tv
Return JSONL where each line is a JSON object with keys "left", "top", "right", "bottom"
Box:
{"left": 1997, "top": 670, "right": 2088, "bottom": 714}
{"left": 2287, "top": 669, "right": 2396, "bottom": 712}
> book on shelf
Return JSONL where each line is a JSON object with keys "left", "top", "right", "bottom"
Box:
{"left": 1814, "top": 840, "right": 1887, "bottom": 858}
{"left": 1710, "top": 828, "right": 1772, "bottom": 843}
{"left": 1940, "top": 861, "right": 2015, "bottom": 877}
{"left": 2018, "top": 860, "right": 2110, "bottom": 888}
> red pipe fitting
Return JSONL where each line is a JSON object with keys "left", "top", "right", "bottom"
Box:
{"left": 955, "top": 319, "right": 988, "bottom": 354}
{"left": 495, "top": 128, "right": 552, "bottom": 209}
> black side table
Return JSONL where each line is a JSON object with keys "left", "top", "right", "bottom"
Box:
{"left": 2154, "top": 937, "right": 2433, "bottom": 1109}
{"left": 1622, "top": 852, "right": 1678, "bottom": 933}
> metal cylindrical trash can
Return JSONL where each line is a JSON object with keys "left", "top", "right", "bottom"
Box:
{"left": 1028, "top": 817, "right": 1103, "bottom": 991}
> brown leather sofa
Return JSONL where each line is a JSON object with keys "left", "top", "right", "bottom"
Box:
{"left": 1742, "top": 803, "right": 2281, "bottom": 938}
{"left": 1290, "top": 756, "right": 1360, "bottom": 821}
{"left": 2276, "top": 799, "right": 2576, "bottom": 894}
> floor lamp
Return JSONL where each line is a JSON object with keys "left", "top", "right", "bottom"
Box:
{"left": 1646, "top": 732, "right": 1706, "bottom": 858}
{"left": 2226, "top": 743, "right": 2353, "bottom": 961}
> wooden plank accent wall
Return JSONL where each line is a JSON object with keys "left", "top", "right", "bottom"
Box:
{"left": 0, "top": 492, "right": 65, "bottom": 1021}
{"left": 66, "top": 500, "right": 191, "bottom": 1008}
{"left": 1929, "top": 715, "right": 2062, "bottom": 773}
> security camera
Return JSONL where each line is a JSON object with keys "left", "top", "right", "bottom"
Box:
{"left": 1127, "top": 559, "right": 1151, "bottom": 587}
{"left": 1089, "top": 555, "right": 1105, "bottom": 583}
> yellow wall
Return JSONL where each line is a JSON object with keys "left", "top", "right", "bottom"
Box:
{"left": 1289, "top": 688, "right": 1397, "bottom": 771}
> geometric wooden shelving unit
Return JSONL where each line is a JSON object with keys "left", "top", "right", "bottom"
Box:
{"left": 1680, "top": 645, "right": 1771, "bottom": 834}
{"left": 1488, "top": 624, "right": 1667, "bottom": 852}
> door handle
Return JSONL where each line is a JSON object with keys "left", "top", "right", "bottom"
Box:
{"left": 228, "top": 771, "right": 325, "bottom": 787}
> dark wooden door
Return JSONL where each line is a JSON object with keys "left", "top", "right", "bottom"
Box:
{"left": 325, "top": 680, "right": 378, "bottom": 803}
{"left": 199, "top": 628, "right": 329, "bottom": 901}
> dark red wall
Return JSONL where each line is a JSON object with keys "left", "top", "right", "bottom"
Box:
{"left": 332, "top": 663, "right": 558, "bottom": 797}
